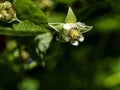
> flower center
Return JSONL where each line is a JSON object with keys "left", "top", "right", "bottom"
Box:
{"left": 68, "top": 28, "right": 80, "bottom": 40}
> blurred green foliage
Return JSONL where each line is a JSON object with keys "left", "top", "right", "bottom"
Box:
{"left": 0, "top": 0, "right": 120, "bottom": 90}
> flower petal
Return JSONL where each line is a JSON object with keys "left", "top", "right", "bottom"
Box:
{"left": 71, "top": 41, "right": 79, "bottom": 46}
{"left": 63, "top": 24, "right": 71, "bottom": 30}
{"left": 79, "top": 35, "right": 84, "bottom": 42}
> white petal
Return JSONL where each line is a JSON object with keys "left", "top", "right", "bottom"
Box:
{"left": 63, "top": 24, "right": 71, "bottom": 30}
{"left": 79, "top": 35, "right": 84, "bottom": 42}
{"left": 71, "top": 41, "right": 79, "bottom": 46}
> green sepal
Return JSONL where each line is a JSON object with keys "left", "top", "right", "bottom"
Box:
{"left": 65, "top": 7, "right": 77, "bottom": 23}
{"left": 56, "top": 33, "right": 67, "bottom": 43}
{"left": 48, "top": 23, "right": 64, "bottom": 32}
{"left": 76, "top": 22, "right": 93, "bottom": 33}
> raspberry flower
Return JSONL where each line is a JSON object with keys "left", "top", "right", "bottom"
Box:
{"left": 49, "top": 7, "right": 93, "bottom": 46}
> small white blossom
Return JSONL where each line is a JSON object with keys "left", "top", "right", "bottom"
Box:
{"left": 48, "top": 7, "right": 93, "bottom": 46}
{"left": 61, "top": 23, "right": 87, "bottom": 46}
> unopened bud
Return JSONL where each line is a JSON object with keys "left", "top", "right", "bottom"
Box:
{"left": 0, "top": 3, "right": 4, "bottom": 9}
{"left": 1, "top": 9, "right": 7, "bottom": 16}
{"left": 1, "top": 10, "right": 11, "bottom": 20}
{"left": 0, "top": 1, "right": 20, "bottom": 23}
{"left": 8, "top": 7, "right": 16, "bottom": 17}
{"left": 3, "top": 1, "right": 12, "bottom": 9}
{"left": 5, "top": 13, "right": 11, "bottom": 20}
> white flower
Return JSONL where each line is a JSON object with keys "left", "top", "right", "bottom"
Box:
{"left": 48, "top": 22, "right": 92, "bottom": 46}
{"left": 48, "top": 7, "right": 93, "bottom": 46}
{"left": 61, "top": 23, "right": 88, "bottom": 46}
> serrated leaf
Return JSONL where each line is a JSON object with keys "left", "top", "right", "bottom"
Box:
{"left": 0, "top": 21, "right": 48, "bottom": 36}
{"left": 48, "top": 23, "right": 64, "bottom": 32}
{"left": 65, "top": 7, "right": 77, "bottom": 23}
{"left": 13, "top": 20, "right": 48, "bottom": 33}
{"left": 14, "top": 0, "right": 48, "bottom": 25}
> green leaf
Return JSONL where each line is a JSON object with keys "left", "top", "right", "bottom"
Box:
{"left": 13, "top": 0, "right": 48, "bottom": 25}
{"left": 13, "top": 20, "right": 48, "bottom": 34}
{"left": 0, "top": 21, "right": 48, "bottom": 36}
{"left": 54, "top": 0, "right": 75, "bottom": 5}
{"left": 48, "top": 23, "right": 64, "bottom": 32}
{"left": 65, "top": 7, "right": 77, "bottom": 23}
{"left": 35, "top": 32, "right": 53, "bottom": 53}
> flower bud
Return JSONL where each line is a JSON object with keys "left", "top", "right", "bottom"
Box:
{"left": 1, "top": 9, "right": 11, "bottom": 20}
{"left": 0, "top": 1, "right": 20, "bottom": 23}
{"left": 3, "top": 1, "right": 12, "bottom": 9}
{"left": 1, "top": 9, "right": 7, "bottom": 16}
{"left": 8, "top": 7, "right": 16, "bottom": 17}
{"left": 0, "top": 3, "right": 4, "bottom": 10}
{"left": 5, "top": 13, "right": 11, "bottom": 20}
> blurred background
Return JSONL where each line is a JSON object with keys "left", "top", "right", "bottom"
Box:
{"left": 0, "top": 0, "right": 120, "bottom": 90}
